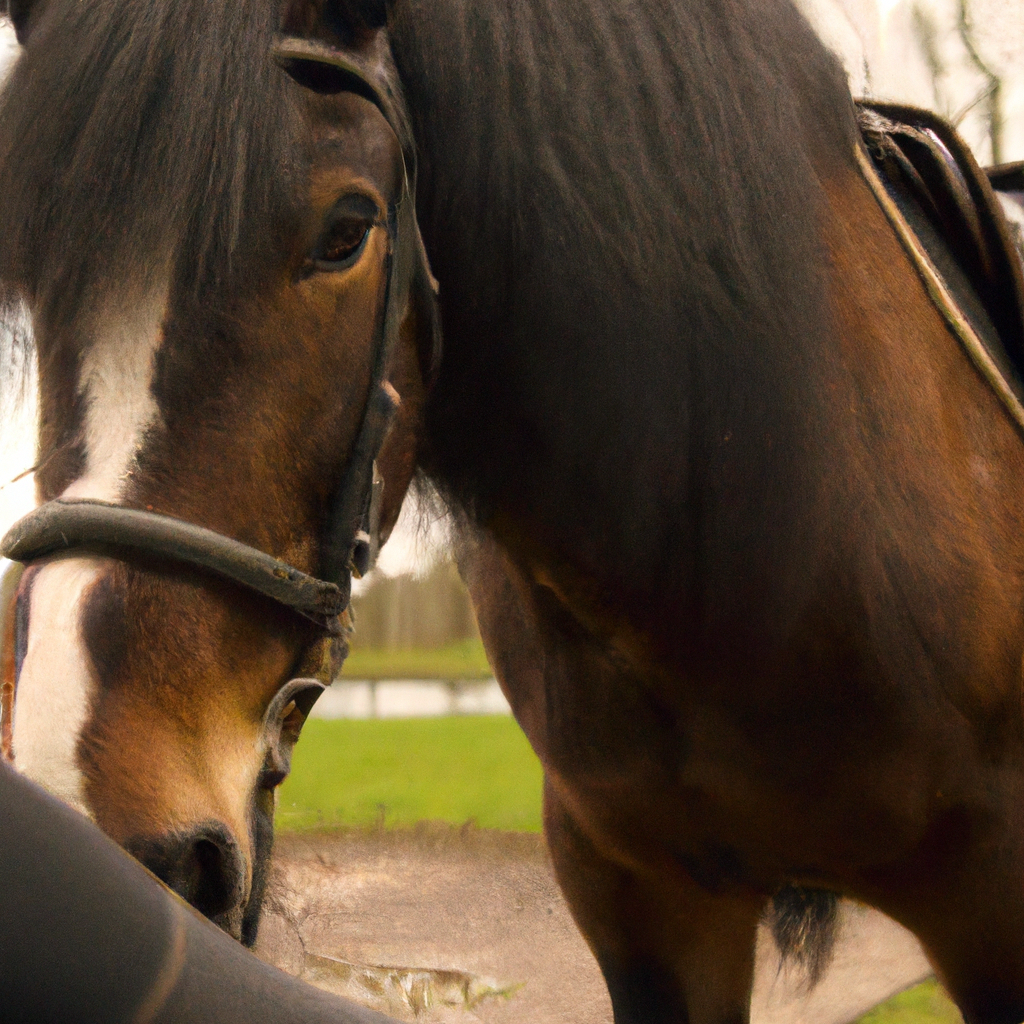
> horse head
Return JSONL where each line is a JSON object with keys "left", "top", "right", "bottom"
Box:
{"left": 0, "top": 0, "right": 435, "bottom": 943}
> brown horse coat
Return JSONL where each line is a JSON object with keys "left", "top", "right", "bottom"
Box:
{"left": 2, "top": 0, "right": 1024, "bottom": 1021}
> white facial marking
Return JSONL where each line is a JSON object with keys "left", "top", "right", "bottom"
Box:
{"left": 64, "top": 289, "right": 168, "bottom": 500}
{"left": 12, "top": 559, "right": 105, "bottom": 815}
{"left": 13, "top": 286, "right": 168, "bottom": 814}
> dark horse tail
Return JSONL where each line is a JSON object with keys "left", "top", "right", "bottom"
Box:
{"left": 766, "top": 886, "right": 840, "bottom": 984}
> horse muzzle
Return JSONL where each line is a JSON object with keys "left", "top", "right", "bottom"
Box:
{"left": 125, "top": 821, "right": 250, "bottom": 940}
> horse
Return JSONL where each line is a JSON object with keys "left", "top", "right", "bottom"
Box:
{"left": 3, "top": 0, "right": 1024, "bottom": 1022}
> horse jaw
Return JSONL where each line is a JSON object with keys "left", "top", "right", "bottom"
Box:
{"left": 11, "top": 286, "right": 168, "bottom": 817}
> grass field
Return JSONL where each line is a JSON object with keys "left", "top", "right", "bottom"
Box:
{"left": 859, "top": 980, "right": 962, "bottom": 1024}
{"left": 277, "top": 714, "right": 543, "bottom": 832}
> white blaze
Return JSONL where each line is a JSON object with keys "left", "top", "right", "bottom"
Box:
{"left": 13, "top": 559, "right": 105, "bottom": 814}
{"left": 65, "top": 291, "right": 167, "bottom": 501}
{"left": 12, "top": 288, "right": 167, "bottom": 814}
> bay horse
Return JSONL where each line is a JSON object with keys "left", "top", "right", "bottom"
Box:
{"left": 2, "top": 0, "right": 1024, "bottom": 1022}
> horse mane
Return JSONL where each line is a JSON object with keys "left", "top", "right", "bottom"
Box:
{"left": 0, "top": 0, "right": 287, "bottom": 316}
{"left": 0, "top": 0, "right": 405, "bottom": 322}
{"left": 388, "top": 0, "right": 860, "bottom": 530}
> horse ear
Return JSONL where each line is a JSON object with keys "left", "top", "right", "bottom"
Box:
{"left": 4, "top": 0, "right": 40, "bottom": 44}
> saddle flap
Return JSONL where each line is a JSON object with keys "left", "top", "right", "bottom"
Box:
{"left": 857, "top": 101, "right": 1024, "bottom": 374}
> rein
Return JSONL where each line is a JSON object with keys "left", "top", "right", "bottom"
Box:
{"left": 0, "top": 38, "right": 429, "bottom": 638}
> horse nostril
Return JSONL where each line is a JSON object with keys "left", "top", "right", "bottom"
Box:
{"left": 127, "top": 822, "right": 246, "bottom": 924}
{"left": 189, "top": 834, "right": 240, "bottom": 918}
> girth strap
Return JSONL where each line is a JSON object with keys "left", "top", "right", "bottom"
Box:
{"left": 0, "top": 499, "right": 347, "bottom": 634}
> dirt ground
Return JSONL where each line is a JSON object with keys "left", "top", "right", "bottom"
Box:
{"left": 255, "top": 826, "right": 933, "bottom": 1024}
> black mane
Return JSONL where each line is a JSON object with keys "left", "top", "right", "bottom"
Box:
{"left": 0, "top": 0, "right": 293, "bottom": 314}
{"left": 0, "top": 0, "right": 860, "bottom": 596}
{"left": 389, "top": 0, "right": 859, "bottom": 579}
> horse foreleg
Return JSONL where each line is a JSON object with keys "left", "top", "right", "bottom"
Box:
{"left": 844, "top": 771, "right": 1024, "bottom": 1024}
{"left": 544, "top": 781, "right": 763, "bottom": 1024}
{"left": 868, "top": 828, "right": 1024, "bottom": 1024}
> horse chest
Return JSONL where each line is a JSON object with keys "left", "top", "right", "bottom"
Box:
{"left": 466, "top": 523, "right": 981, "bottom": 892}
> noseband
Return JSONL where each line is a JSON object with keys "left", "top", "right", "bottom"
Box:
{"left": 0, "top": 39, "right": 433, "bottom": 637}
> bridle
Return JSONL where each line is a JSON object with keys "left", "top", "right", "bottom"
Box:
{"left": 0, "top": 39, "right": 437, "bottom": 642}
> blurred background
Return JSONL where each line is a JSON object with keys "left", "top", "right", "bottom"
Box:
{"left": 798, "top": 0, "right": 1021, "bottom": 166}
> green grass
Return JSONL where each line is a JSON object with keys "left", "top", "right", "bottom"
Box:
{"left": 276, "top": 715, "right": 543, "bottom": 832}
{"left": 856, "top": 980, "right": 962, "bottom": 1024}
{"left": 341, "top": 638, "right": 493, "bottom": 679}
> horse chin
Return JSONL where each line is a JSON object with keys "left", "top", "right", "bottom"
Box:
{"left": 195, "top": 899, "right": 260, "bottom": 948}
{"left": 211, "top": 906, "right": 247, "bottom": 945}
{"left": 203, "top": 790, "right": 275, "bottom": 947}
{"left": 156, "top": 831, "right": 270, "bottom": 948}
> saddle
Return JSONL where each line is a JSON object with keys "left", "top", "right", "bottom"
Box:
{"left": 856, "top": 100, "right": 1024, "bottom": 425}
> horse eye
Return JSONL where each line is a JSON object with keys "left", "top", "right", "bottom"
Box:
{"left": 314, "top": 217, "right": 371, "bottom": 269}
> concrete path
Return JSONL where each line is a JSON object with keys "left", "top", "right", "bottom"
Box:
{"left": 256, "top": 827, "right": 935, "bottom": 1024}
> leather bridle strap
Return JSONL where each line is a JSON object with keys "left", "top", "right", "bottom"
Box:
{"left": 0, "top": 39, "right": 429, "bottom": 639}
{"left": 1, "top": 499, "right": 347, "bottom": 634}
{"left": 273, "top": 36, "right": 418, "bottom": 584}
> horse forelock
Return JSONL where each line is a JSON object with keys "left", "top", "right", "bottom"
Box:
{"left": 0, "top": 0, "right": 296, "bottom": 319}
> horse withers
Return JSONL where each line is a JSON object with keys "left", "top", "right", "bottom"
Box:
{"left": 4, "top": 1, "right": 1024, "bottom": 1023}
